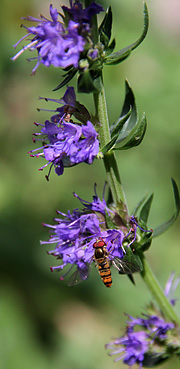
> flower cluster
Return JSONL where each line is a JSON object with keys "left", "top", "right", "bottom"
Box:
{"left": 29, "top": 87, "right": 99, "bottom": 179}
{"left": 41, "top": 185, "right": 150, "bottom": 285}
{"left": 12, "top": 2, "right": 103, "bottom": 74}
{"left": 106, "top": 273, "right": 180, "bottom": 368}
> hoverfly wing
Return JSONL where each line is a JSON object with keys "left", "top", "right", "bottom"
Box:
{"left": 68, "top": 265, "right": 89, "bottom": 286}
{"left": 68, "top": 269, "right": 83, "bottom": 286}
{"left": 112, "top": 256, "right": 142, "bottom": 275}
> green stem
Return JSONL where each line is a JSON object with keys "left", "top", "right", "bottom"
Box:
{"left": 93, "top": 74, "right": 180, "bottom": 326}
{"left": 89, "top": 8, "right": 179, "bottom": 323}
{"left": 93, "top": 74, "right": 127, "bottom": 206}
{"left": 141, "top": 255, "right": 180, "bottom": 325}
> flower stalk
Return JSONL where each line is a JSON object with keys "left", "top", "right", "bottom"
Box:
{"left": 94, "top": 72, "right": 180, "bottom": 326}
{"left": 141, "top": 255, "right": 180, "bottom": 325}
{"left": 93, "top": 74, "right": 127, "bottom": 207}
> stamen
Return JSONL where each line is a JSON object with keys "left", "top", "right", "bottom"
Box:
{"left": 11, "top": 40, "right": 38, "bottom": 61}
{"left": 45, "top": 163, "right": 54, "bottom": 181}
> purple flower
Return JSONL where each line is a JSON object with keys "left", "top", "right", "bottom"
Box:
{"left": 70, "top": 120, "right": 100, "bottom": 165}
{"left": 106, "top": 308, "right": 176, "bottom": 368}
{"left": 29, "top": 87, "right": 99, "bottom": 179}
{"left": 127, "top": 314, "right": 174, "bottom": 340}
{"left": 106, "top": 331, "right": 149, "bottom": 367}
{"left": 41, "top": 187, "right": 147, "bottom": 286}
{"left": 12, "top": 4, "right": 85, "bottom": 73}
{"left": 164, "top": 272, "right": 180, "bottom": 306}
{"left": 73, "top": 183, "right": 111, "bottom": 215}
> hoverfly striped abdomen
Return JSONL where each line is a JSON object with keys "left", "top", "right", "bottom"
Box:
{"left": 93, "top": 238, "right": 112, "bottom": 288}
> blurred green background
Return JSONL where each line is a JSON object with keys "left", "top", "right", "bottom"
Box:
{"left": 0, "top": 0, "right": 180, "bottom": 368}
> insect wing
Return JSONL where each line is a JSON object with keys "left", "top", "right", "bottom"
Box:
{"left": 112, "top": 257, "right": 141, "bottom": 274}
{"left": 112, "top": 246, "right": 143, "bottom": 275}
{"left": 68, "top": 265, "right": 89, "bottom": 286}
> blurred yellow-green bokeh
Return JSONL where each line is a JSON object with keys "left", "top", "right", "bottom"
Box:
{"left": 0, "top": 0, "right": 180, "bottom": 368}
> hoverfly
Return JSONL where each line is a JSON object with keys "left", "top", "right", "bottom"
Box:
{"left": 67, "top": 238, "right": 142, "bottom": 287}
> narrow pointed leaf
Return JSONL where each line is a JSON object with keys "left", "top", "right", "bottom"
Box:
{"left": 78, "top": 70, "right": 98, "bottom": 93}
{"left": 53, "top": 68, "right": 77, "bottom": 91}
{"left": 104, "top": 2, "right": 149, "bottom": 65}
{"left": 139, "top": 193, "right": 154, "bottom": 225}
{"left": 110, "top": 80, "right": 138, "bottom": 146}
{"left": 104, "top": 210, "right": 117, "bottom": 230}
{"left": 99, "top": 6, "right": 113, "bottom": 48}
{"left": 127, "top": 274, "right": 135, "bottom": 285}
{"left": 74, "top": 101, "right": 91, "bottom": 123}
{"left": 101, "top": 134, "right": 118, "bottom": 155}
{"left": 120, "top": 246, "right": 143, "bottom": 273}
{"left": 116, "top": 81, "right": 137, "bottom": 143}
{"left": 111, "top": 108, "right": 132, "bottom": 138}
{"left": 102, "top": 108, "right": 132, "bottom": 154}
{"left": 104, "top": 38, "right": 116, "bottom": 57}
{"left": 115, "top": 113, "right": 147, "bottom": 150}
{"left": 104, "top": 49, "right": 131, "bottom": 66}
{"left": 153, "top": 178, "right": 180, "bottom": 237}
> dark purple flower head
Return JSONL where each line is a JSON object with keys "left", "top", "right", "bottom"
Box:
{"left": 62, "top": 1, "right": 104, "bottom": 24}
{"left": 12, "top": 4, "right": 85, "bottom": 73}
{"left": 29, "top": 87, "right": 99, "bottom": 180}
{"left": 42, "top": 187, "right": 148, "bottom": 286}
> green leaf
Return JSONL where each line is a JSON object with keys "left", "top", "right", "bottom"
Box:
{"left": 101, "top": 109, "right": 132, "bottom": 154}
{"left": 111, "top": 108, "right": 132, "bottom": 138}
{"left": 78, "top": 70, "right": 99, "bottom": 93}
{"left": 104, "top": 209, "right": 117, "bottom": 230}
{"left": 74, "top": 101, "right": 91, "bottom": 124}
{"left": 119, "top": 246, "right": 143, "bottom": 273}
{"left": 127, "top": 274, "right": 135, "bottom": 285}
{"left": 104, "top": 38, "right": 116, "bottom": 57}
{"left": 110, "top": 80, "right": 139, "bottom": 148}
{"left": 111, "top": 80, "right": 136, "bottom": 141}
{"left": 53, "top": 68, "right": 77, "bottom": 91}
{"left": 104, "top": 2, "right": 149, "bottom": 66}
{"left": 153, "top": 178, "right": 180, "bottom": 237}
{"left": 109, "top": 81, "right": 147, "bottom": 151}
{"left": 116, "top": 113, "right": 147, "bottom": 150}
{"left": 139, "top": 194, "right": 154, "bottom": 225}
{"left": 101, "top": 135, "right": 118, "bottom": 155}
{"left": 104, "top": 49, "right": 131, "bottom": 66}
{"left": 99, "top": 7, "right": 113, "bottom": 48}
